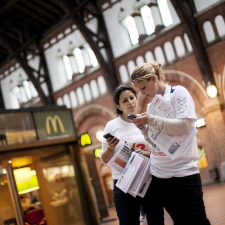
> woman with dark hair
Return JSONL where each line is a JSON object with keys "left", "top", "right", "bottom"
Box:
{"left": 100, "top": 84, "right": 164, "bottom": 225}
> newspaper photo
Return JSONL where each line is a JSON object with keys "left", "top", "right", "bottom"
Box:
{"left": 108, "top": 141, "right": 133, "bottom": 173}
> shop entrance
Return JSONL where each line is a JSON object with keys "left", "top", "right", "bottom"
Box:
{"left": 0, "top": 107, "right": 99, "bottom": 225}
{"left": 0, "top": 144, "right": 88, "bottom": 225}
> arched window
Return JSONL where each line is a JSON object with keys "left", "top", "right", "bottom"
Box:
{"left": 90, "top": 80, "right": 99, "bottom": 98}
{"left": 127, "top": 60, "right": 136, "bottom": 75}
{"left": 140, "top": 5, "right": 155, "bottom": 35}
{"left": 63, "top": 94, "right": 71, "bottom": 108}
{"left": 145, "top": 51, "right": 155, "bottom": 63}
{"left": 56, "top": 97, "right": 64, "bottom": 106}
{"left": 174, "top": 36, "right": 186, "bottom": 57}
{"left": 203, "top": 21, "right": 216, "bottom": 43}
{"left": 73, "top": 48, "right": 85, "bottom": 73}
{"left": 97, "top": 76, "right": 107, "bottom": 95}
{"left": 158, "top": 0, "right": 173, "bottom": 27}
{"left": 164, "top": 42, "right": 175, "bottom": 63}
{"left": 215, "top": 15, "right": 225, "bottom": 38}
{"left": 62, "top": 55, "right": 73, "bottom": 80}
{"left": 69, "top": 91, "right": 78, "bottom": 108}
{"left": 154, "top": 46, "right": 166, "bottom": 65}
{"left": 123, "top": 16, "right": 139, "bottom": 45}
{"left": 83, "top": 83, "right": 92, "bottom": 102}
{"left": 136, "top": 56, "right": 145, "bottom": 65}
{"left": 119, "top": 65, "right": 129, "bottom": 83}
{"left": 76, "top": 87, "right": 85, "bottom": 105}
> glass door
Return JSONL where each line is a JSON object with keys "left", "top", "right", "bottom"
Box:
{"left": 37, "top": 151, "right": 85, "bottom": 225}
{"left": 1, "top": 146, "right": 87, "bottom": 225}
{"left": 0, "top": 165, "right": 17, "bottom": 225}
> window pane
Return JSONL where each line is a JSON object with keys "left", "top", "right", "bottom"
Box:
{"left": 122, "top": 16, "right": 139, "bottom": 45}
{"left": 63, "top": 55, "right": 73, "bottom": 80}
{"left": 97, "top": 76, "right": 107, "bottom": 95}
{"left": 69, "top": 91, "right": 78, "bottom": 108}
{"left": 87, "top": 47, "right": 98, "bottom": 67}
{"left": 83, "top": 83, "right": 92, "bottom": 102}
{"left": 23, "top": 80, "right": 32, "bottom": 100}
{"left": 63, "top": 94, "right": 71, "bottom": 108}
{"left": 90, "top": 80, "right": 99, "bottom": 98}
{"left": 158, "top": 0, "right": 173, "bottom": 26}
{"left": 73, "top": 48, "right": 85, "bottom": 73}
{"left": 76, "top": 87, "right": 85, "bottom": 105}
{"left": 203, "top": 21, "right": 216, "bottom": 43}
{"left": 140, "top": 5, "right": 155, "bottom": 35}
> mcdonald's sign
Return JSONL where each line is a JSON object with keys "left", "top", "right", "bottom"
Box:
{"left": 94, "top": 148, "right": 101, "bottom": 158}
{"left": 80, "top": 133, "right": 92, "bottom": 147}
{"left": 33, "top": 109, "right": 76, "bottom": 140}
{"left": 46, "top": 115, "right": 65, "bottom": 135}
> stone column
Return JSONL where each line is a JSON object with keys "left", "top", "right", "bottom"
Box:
{"left": 201, "top": 97, "right": 225, "bottom": 180}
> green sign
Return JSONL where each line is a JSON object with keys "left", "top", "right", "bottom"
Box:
{"left": 33, "top": 109, "right": 76, "bottom": 140}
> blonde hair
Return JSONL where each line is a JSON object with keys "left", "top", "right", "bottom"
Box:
{"left": 130, "top": 62, "right": 165, "bottom": 83}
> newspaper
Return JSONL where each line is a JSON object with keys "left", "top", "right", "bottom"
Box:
{"left": 147, "top": 95, "right": 196, "bottom": 159}
{"left": 116, "top": 151, "right": 151, "bottom": 197}
{"left": 128, "top": 154, "right": 151, "bottom": 197}
{"left": 108, "top": 141, "right": 132, "bottom": 173}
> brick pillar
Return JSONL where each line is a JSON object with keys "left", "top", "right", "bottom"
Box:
{"left": 201, "top": 98, "right": 225, "bottom": 179}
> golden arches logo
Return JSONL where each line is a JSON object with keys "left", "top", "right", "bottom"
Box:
{"left": 80, "top": 133, "right": 92, "bottom": 147}
{"left": 46, "top": 115, "right": 65, "bottom": 135}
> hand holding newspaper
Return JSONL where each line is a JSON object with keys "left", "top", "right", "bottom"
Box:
{"left": 147, "top": 95, "right": 196, "bottom": 159}
{"left": 108, "top": 141, "right": 151, "bottom": 197}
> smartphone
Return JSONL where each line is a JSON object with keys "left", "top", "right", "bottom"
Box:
{"left": 103, "top": 133, "right": 114, "bottom": 139}
{"left": 127, "top": 114, "right": 137, "bottom": 119}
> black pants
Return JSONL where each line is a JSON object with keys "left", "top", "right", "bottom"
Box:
{"left": 113, "top": 180, "right": 164, "bottom": 225}
{"left": 143, "top": 174, "right": 211, "bottom": 225}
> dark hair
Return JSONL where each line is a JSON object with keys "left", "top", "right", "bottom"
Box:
{"left": 113, "top": 84, "right": 137, "bottom": 115}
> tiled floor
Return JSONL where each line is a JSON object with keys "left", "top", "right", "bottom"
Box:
{"left": 101, "top": 182, "right": 225, "bottom": 225}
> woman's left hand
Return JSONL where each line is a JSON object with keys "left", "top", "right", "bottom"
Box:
{"left": 134, "top": 148, "right": 150, "bottom": 158}
{"left": 132, "top": 113, "right": 149, "bottom": 127}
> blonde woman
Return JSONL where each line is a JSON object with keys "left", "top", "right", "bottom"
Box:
{"left": 130, "top": 63, "right": 211, "bottom": 225}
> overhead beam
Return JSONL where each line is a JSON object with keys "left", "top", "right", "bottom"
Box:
{"left": 0, "top": 35, "right": 50, "bottom": 104}
{"left": 171, "top": 0, "right": 216, "bottom": 86}
{"left": 57, "top": 0, "right": 119, "bottom": 94}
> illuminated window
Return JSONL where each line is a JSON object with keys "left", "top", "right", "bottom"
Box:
{"left": 9, "top": 77, "right": 38, "bottom": 105}
{"left": 86, "top": 46, "right": 98, "bottom": 67}
{"left": 121, "top": 16, "right": 139, "bottom": 45}
{"left": 158, "top": 0, "right": 173, "bottom": 27}
{"left": 73, "top": 48, "right": 85, "bottom": 73}
{"left": 63, "top": 55, "right": 73, "bottom": 80}
{"left": 140, "top": 5, "right": 155, "bottom": 35}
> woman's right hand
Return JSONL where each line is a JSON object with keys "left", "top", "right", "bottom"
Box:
{"left": 106, "top": 136, "right": 119, "bottom": 151}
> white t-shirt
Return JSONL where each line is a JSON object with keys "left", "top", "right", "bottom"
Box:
{"left": 101, "top": 117, "right": 152, "bottom": 180}
{"left": 149, "top": 85, "right": 199, "bottom": 178}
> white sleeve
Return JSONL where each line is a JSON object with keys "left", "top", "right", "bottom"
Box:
{"left": 173, "top": 86, "right": 197, "bottom": 120}
{"left": 148, "top": 115, "right": 193, "bottom": 136}
{"left": 140, "top": 125, "right": 155, "bottom": 145}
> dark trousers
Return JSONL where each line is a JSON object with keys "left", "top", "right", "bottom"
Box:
{"left": 143, "top": 174, "right": 211, "bottom": 225}
{"left": 113, "top": 180, "right": 164, "bottom": 225}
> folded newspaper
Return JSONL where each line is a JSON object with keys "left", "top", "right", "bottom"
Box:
{"left": 108, "top": 141, "right": 151, "bottom": 197}
{"left": 147, "top": 94, "right": 197, "bottom": 159}
{"left": 116, "top": 151, "right": 151, "bottom": 198}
